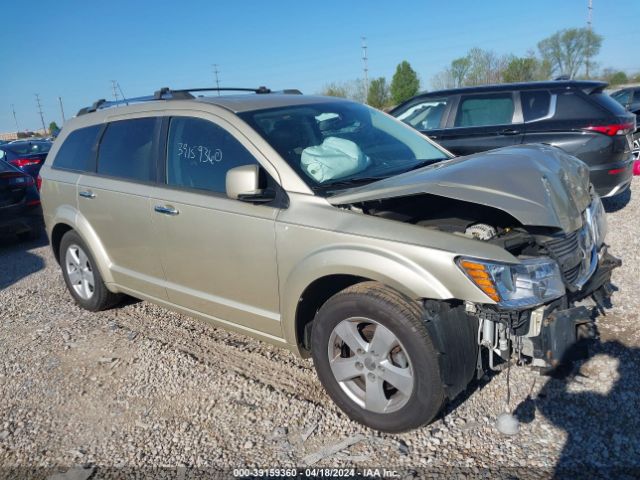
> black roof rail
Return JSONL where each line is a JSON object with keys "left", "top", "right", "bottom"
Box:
{"left": 156, "top": 86, "right": 273, "bottom": 98}
{"left": 77, "top": 85, "right": 302, "bottom": 116}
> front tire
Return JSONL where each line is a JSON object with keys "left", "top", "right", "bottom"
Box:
{"left": 59, "top": 230, "right": 122, "bottom": 311}
{"left": 311, "top": 282, "right": 444, "bottom": 432}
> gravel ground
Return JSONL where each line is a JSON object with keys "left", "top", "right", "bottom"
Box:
{"left": 1, "top": 178, "right": 639, "bottom": 479}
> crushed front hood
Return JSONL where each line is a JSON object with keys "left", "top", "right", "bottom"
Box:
{"left": 329, "top": 144, "right": 591, "bottom": 232}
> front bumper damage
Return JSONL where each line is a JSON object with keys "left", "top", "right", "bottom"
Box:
{"left": 477, "top": 248, "right": 621, "bottom": 371}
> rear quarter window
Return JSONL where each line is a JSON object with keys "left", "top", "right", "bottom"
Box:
{"left": 52, "top": 125, "right": 102, "bottom": 171}
{"left": 553, "top": 91, "right": 610, "bottom": 120}
{"left": 589, "top": 92, "right": 631, "bottom": 116}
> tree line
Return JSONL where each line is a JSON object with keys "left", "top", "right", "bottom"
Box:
{"left": 320, "top": 28, "right": 639, "bottom": 109}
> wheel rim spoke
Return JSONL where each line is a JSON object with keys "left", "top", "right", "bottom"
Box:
{"left": 334, "top": 321, "right": 368, "bottom": 353}
{"left": 68, "top": 247, "right": 80, "bottom": 266}
{"left": 365, "top": 374, "right": 389, "bottom": 413}
{"left": 82, "top": 279, "right": 91, "bottom": 298}
{"left": 369, "top": 324, "right": 398, "bottom": 357}
{"left": 379, "top": 361, "right": 413, "bottom": 396}
{"left": 329, "top": 356, "right": 362, "bottom": 382}
{"left": 78, "top": 249, "right": 89, "bottom": 268}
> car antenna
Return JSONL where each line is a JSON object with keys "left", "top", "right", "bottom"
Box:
{"left": 117, "top": 82, "right": 129, "bottom": 106}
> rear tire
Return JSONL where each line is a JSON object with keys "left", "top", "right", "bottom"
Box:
{"left": 311, "top": 281, "right": 444, "bottom": 432}
{"left": 59, "top": 230, "right": 122, "bottom": 311}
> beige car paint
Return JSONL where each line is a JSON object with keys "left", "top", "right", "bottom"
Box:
{"left": 41, "top": 96, "right": 536, "bottom": 357}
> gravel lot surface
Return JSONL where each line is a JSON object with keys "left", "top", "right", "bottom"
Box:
{"left": 1, "top": 178, "right": 639, "bottom": 479}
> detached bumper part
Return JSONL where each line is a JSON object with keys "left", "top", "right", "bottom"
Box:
{"left": 528, "top": 251, "right": 618, "bottom": 369}
{"left": 530, "top": 306, "right": 594, "bottom": 369}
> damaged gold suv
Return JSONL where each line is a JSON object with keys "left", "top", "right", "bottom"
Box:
{"left": 40, "top": 87, "right": 620, "bottom": 432}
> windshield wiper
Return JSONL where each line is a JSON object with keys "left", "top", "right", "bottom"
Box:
{"left": 404, "top": 158, "right": 444, "bottom": 171}
{"left": 313, "top": 176, "right": 387, "bottom": 193}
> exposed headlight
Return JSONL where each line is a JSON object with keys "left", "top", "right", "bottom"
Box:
{"left": 457, "top": 257, "right": 565, "bottom": 308}
{"left": 587, "top": 196, "right": 607, "bottom": 246}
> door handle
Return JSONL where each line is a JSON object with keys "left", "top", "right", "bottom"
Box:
{"left": 499, "top": 129, "right": 520, "bottom": 136}
{"left": 79, "top": 190, "right": 95, "bottom": 199}
{"left": 154, "top": 204, "right": 179, "bottom": 216}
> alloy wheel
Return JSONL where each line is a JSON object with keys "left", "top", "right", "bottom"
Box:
{"left": 327, "top": 317, "right": 414, "bottom": 414}
{"left": 65, "top": 244, "right": 95, "bottom": 300}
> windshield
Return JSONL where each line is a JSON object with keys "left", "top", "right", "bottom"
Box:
{"left": 240, "top": 101, "right": 450, "bottom": 194}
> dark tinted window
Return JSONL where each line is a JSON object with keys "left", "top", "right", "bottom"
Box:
{"left": 97, "top": 118, "right": 156, "bottom": 181}
{"left": 395, "top": 97, "right": 449, "bottom": 130}
{"left": 4, "top": 141, "right": 51, "bottom": 155}
{"left": 611, "top": 90, "right": 631, "bottom": 106}
{"left": 0, "top": 159, "right": 14, "bottom": 173}
{"left": 52, "top": 125, "right": 102, "bottom": 171}
{"left": 589, "top": 92, "right": 630, "bottom": 116}
{"left": 166, "top": 117, "right": 257, "bottom": 193}
{"left": 554, "top": 92, "right": 606, "bottom": 119}
{"left": 455, "top": 94, "right": 514, "bottom": 127}
{"left": 521, "top": 90, "right": 551, "bottom": 122}
{"left": 633, "top": 89, "right": 640, "bottom": 103}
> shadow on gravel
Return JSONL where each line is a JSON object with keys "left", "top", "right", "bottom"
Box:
{"left": 0, "top": 229, "right": 48, "bottom": 290}
{"left": 516, "top": 340, "right": 640, "bottom": 478}
{"left": 602, "top": 187, "right": 631, "bottom": 213}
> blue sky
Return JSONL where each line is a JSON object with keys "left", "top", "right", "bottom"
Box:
{"left": 0, "top": 0, "right": 638, "bottom": 132}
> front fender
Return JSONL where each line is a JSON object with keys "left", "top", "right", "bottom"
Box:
{"left": 280, "top": 244, "right": 454, "bottom": 345}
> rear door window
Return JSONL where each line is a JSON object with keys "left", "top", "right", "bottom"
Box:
{"left": 454, "top": 94, "right": 514, "bottom": 127}
{"left": 97, "top": 118, "right": 157, "bottom": 182}
{"left": 521, "top": 90, "right": 551, "bottom": 122}
{"left": 166, "top": 117, "right": 258, "bottom": 194}
{"left": 52, "top": 125, "right": 102, "bottom": 171}
{"left": 395, "top": 97, "right": 449, "bottom": 130}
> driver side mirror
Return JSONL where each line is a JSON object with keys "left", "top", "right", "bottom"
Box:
{"left": 225, "top": 164, "right": 275, "bottom": 203}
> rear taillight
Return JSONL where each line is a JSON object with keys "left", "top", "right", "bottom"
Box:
{"left": 9, "top": 157, "right": 42, "bottom": 168}
{"left": 634, "top": 161, "right": 640, "bottom": 176}
{"left": 584, "top": 122, "right": 635, "bottom": 136}
{"left": 36, "top": 174, "right": 42, "bottom": 191}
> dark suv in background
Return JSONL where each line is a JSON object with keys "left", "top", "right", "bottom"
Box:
{"left": 391, "top": 81, "right": 635, "bottom": 198}
{"left": 610, "top": 86, "right": 640, "bottom": 160}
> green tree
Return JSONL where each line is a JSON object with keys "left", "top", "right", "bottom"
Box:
{"left": 321, "top": 82, "right": 349, "bottom": 98}
{"left": 502, "top": 56, "right": 540, "bottom": 83}
{"left": 390, "top": 61, "right": 420, "bottom": 104}
{"left": 464, "top": 48, "right": 506, "bottom": 85}
{"left": 608, "top": 71, "right": 629, "bottom": 86}
{"left": 450, "top": 57, "right": 471, "bottom": 87}
{"left": 537, "top": 28, "right": 603, "bottom": 78}
{"left": 367, "top": 77, "right": 390, "bottom": 109}
{"left": 320, "top": 79, "right": 367, "bottom": 103}
{"left": 48, "top": 121, "right": 60, "bottom": 133}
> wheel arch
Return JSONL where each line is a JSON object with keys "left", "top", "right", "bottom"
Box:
{"left": 48, "top": 208, "right": 115, "bottom": 285}
{"left": 282, "top": 245, "right": 454, "bottom": 354}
